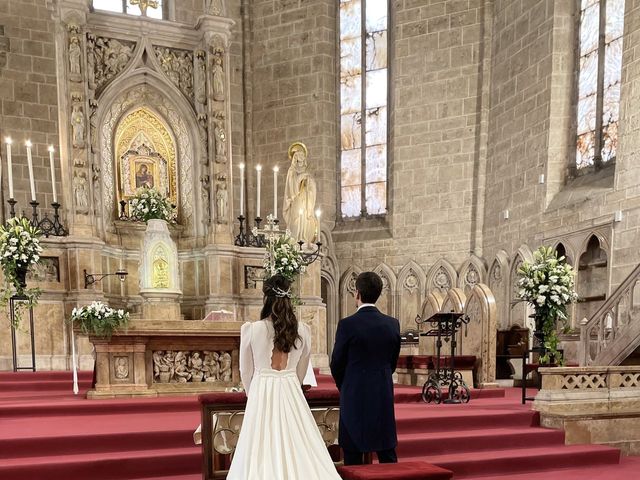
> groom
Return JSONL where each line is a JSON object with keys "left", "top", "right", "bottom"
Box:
{"left": 331, "top": 271, "right": 401, "bottom": 465}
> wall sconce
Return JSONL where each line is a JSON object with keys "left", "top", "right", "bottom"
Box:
{"left": 502, "top": 209, "right": 510, "bottom": 220}
{"left": 84, "top": 269, "right": 128, "bottom": 289}
{"left": 614, "top": 210, "right": 623, "bottom": 223}
{"left": 539, "top": 174, "right": 545, "bottom": 184}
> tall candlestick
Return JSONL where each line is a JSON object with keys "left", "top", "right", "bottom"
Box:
{"left": 256, "top": 164, "right": 262, "bottom": 218}
{"left": 48, "top": 145, "right": 58, "bottom": 203}
{"left": 239, "top": 163, "right": 245, "bottom": 216}
{"left": 25, "top": 140, "right": 36, "bottom": 202}
{"left": 273, "top": 166, "right": 279, "bottom": 218}
{"left": 5, "top": 137, "right": 13, "bottom": 199}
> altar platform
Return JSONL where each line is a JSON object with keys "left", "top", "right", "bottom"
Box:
{"left": 1, "top": 370, "right": 639, "bottom": 480}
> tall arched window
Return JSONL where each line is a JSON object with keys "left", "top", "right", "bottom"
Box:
{"left": 92, "top": 0, "right": 166, "bottom": 19}
{"left": 576, "top": 0, "right": 625, "bottom": 170}
{"left": 339, "top": 0, "right": 388, "bottom": 218}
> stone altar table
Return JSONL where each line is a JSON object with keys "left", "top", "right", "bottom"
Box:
{"left": 88, "top": 316, "right": 242, "bottom": 399}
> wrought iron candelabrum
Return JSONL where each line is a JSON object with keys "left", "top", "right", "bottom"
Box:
{"left": 234, "top": 215, "right": 268, "bottom": 248}
{"left": 5, "top": 198, "right": 68, "bottom": 237}
{"left": 297, "top": 239, "right": 322, "bottom": 266}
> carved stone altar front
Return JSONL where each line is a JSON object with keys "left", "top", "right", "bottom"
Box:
{"left": 89, "top": 316, "right": 241, "bottom": 399}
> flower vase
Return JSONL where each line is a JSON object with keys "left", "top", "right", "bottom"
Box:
{"left": 15, "top": 266, "right": 28, "bottom": 290}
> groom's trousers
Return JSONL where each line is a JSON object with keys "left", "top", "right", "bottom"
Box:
{"left": 343, "top": 448, "right": 397, "bottom": 466}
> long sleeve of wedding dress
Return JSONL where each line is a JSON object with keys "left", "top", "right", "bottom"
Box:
{"left": 239, "top": 322, "right": 255, "bottom": 394}
{"left": 296, "top": 326, "right": 311, "bottom": 385}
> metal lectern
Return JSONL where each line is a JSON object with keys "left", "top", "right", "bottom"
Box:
{"left": 416, "top": 312, "right": 470, "bottom": 404}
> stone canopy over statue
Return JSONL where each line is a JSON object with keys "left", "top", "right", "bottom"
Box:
{"left": 283, "top": 142, "right": 318, "bottom": 243}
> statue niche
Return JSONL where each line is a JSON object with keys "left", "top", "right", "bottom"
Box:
{"left": 115, "top": 107, "right": 178, "bottom": 209}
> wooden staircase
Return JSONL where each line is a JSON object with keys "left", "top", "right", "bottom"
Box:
{"left": 580, "top": 263, "right": 640, "bottom": 365}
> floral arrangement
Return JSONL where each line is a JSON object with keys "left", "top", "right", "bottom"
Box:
{"left": 129, "top": 188, "right": 176, "bottom": 223}
{"left": 263, "top": 229, "right": 304, "bottom": 282}
{"left": 70, "top": 301, "right": 130, "bottom": 339}
{"left": 0, "top": 217, "right": 43, "bottom": 326}
{"left": 517, "top": 246, "right": 578, "bottom": 364}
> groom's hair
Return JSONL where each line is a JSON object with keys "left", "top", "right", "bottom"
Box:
{"left": 355, "top": 272, "right": 383, "bottom": 304}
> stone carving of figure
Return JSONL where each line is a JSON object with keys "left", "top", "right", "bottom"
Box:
{"left": 283, "top": 142, "right": 318, "bottom": 243}
{"left": 153, "top": 350, "right": 165, "bottom": 381}
{"left": 215, "top": 181, "right": 228, "bottom": 223}
{"left": 73, "top": 170, "right": 88, "bottom": 213}
{"left": 87, "top": 35, "right": 96, "bottom": 90}
{"left": 115, "top": 357, "right": 128, "bottom": 379}
{"left": 201, "top": 174, "right": 211, "bottom": 224}
{"left": 212, "top": 56, "right": 224, "bottom": 102}
{"left": 174, "top": 351, "right": 191, "bottom": 383}
{"left": 219, "top": 352, "right": 232, "bottom": 382}
{"left": 203, "top": 351, "right": 219, "bottom": 382}
{"left": 214, "top": 121, "right": 226, "bottom": 159}
{"left": 71, "top": 104, "right": 85, "bottom": 148}
{"left": 189, "top": 352, "right": 204, "bottom": 382}
{"left": 195, "top": 52, "right": 206, "bottom": 105}
{"left": 69, "top": 36, "right": 81, "bottom": 75}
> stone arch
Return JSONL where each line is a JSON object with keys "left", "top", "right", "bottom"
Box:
{"left": 457, "top": 254, "right": 487, "bottom": 294}
{"left": 509, "top": 245, "right": 535, "bottom": 331}
{"left": 441, "top": 287, "right": 466, "bottom": 314}
{"left": 552, "top": 240, "right": 574, "bottom": 266}
{"left": 319, "top": 227, "right": 339, "bottom": 356}
{"left": 463, "top": 283, "right": 498, "bottom": 386}
{"left": 373, "top": 263, "right": 397, "bottom": 317}
{"left": 339, "top": 265, "right": 362, "bottom": 319}
{"left": 489, "top": 250, "right": 510, "bottom": 330}
{"left": 96, "top": 75, "right": 203, "bottom": 237}
{"left": 575, "top": 234, "right": 609, "bottom": 327}
{"left": 426, "top": 258, "right": 458, "bottom": 294}
{"left": 397, "top": 261, "right": 427, "bottom": 331}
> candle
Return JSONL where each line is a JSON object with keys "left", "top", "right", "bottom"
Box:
{"left": 48, "top": 145, "right": 57, "bottom": 204}
{"left": 239, "top": 163, "right": 245, "bottom": 216}
{"left": 315, "top": 209, "right": 321, "bottom": 238}
{"left": 273, "top": 166, "right": 279, "bottom": 218}
{"left": 25, "top": 140, "right": 36, "bottom": 202}
{"left": 298, "top": 208, "right": 303, "bottom": 239}
{"left": 5, "top": 137, "right": 13, "bottom": 199}
{"left": 256, "top": 164, "right": 262, "bottom": 218}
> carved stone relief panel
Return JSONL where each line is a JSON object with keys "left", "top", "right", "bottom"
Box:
{"left": 433, "top": 266, "right": 452, "bottom": 292}
{"left": 215, "top": 174, "right": 228, "bottom": 224}
{"left": 67, "top": 24, "right": 82, "bottom": 82}
{"left": 113, "top": 356, "right": 130, "bottom": 380}
{"left": 154, "top": 46, "right": 194, "bottom": 103}
{"left": 210, "top": 46, "right": 225, "bottom": 102}
{"left": 27, "top": 257, "right": 60, "bottom": 283}
{"left": 89, "top": 36, "right": 136, "bottom": 93}
{"left": 152, "top": 350, "right": 232, "bottom": 383}
{"left": 245, "top": 266, "right": 264, "bottom": 289}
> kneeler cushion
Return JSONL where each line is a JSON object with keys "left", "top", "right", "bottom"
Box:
{"left": 337, "top": 461, "right": 453, "bottom": 480}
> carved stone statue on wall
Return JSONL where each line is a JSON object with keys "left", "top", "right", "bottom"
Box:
{"left": 203, "top": 351, "right": 220, "bottom": 382}
{"left": 71, "top": 104, "right": 85, "bottom": 148}
{"left": 73, "top": 170, "right": 89, "bottom": 213}
{"left": 69, "top": 36, "right": 81, "bottom": 76}
{"left": 283, "top": 142, "right": 318, "bottom": 243}
{"left": 219, "top": 352, "right": 232, "bottom": 382}
{"left": 201, "top": 174, "right": 211, "bottom": 224}
{"left": 214, "top": 120, "right": 226, "bottom": 161}
{"left": 216, "top": 180, "right": 228, "bottom": 224}
{"left": 86, "top": 34, "right": 97, "bottom": 90}
{"left": 212, "top": 55, "right": 224, "bottom": 102}
{"left": 195, "top": 51, "right": 206, "bottom": 105}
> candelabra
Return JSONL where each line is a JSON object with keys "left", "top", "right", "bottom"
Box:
{"left": 234, "top": 215, "right": 268, "bottom": 248}
{"left": 297, "top": 239, "right": 322, "bottom": 266}
{"left": 5, "top": 198, "right": 68, "bottom": 237}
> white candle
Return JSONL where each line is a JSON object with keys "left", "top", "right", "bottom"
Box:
{"left": 48, "top": 145, "right": 57, "bottom": 204}
{"left": 25, "top": 140, "right": 36, "bottom": 202}
{"left": 239, "top": 163, "right": 245, "bottom": 216}
{"left": 5, "top": 137, "right": 13, "bottom": 199}
{"left": 273, "top": 166, "right": 279, "bottom": 218}
{"left": 298, "top": 208, "right": 303, "bottom": 239}
{"left": 315, "top": 209, "right": 321, "bottom": 238}
{"left": 256, "top": 164, "right": 262, "bottom": 218}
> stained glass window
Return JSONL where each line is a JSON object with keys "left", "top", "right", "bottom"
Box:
{"left": 92, "top": 0, "right": 165, "bottom": 19}
{"left": 339, "top": 0, "right": 388, "bottom": 218}
{"left": 576, "top": 0, "right": 625, "bottom": 169}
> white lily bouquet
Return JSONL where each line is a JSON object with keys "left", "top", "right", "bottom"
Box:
{"left": 0, "top": 216, "right": 43, "bottom": 325}
{"left": 70, "top": 301, "right": 130, "bottom": 338}
{"left": 517, "top": 246, "right": 578, "bottom": 364}
{"left": 129, "top": 188, "right": 176, "bottom": 223}
{"left": 263, "top": 230, "right": 304, "bottom": 282}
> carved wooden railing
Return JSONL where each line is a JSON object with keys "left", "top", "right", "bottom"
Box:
{"left": 199, "top": 390, "right": 340, "bottom": 480}
{"left": 580, "top": 263, "right": 640, "bottom": 365}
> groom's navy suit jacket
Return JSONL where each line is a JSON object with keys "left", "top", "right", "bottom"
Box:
{"left": 330, "top": 306, "right": 401, "bottom": 453}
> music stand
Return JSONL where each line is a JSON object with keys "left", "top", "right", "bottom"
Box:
{"left": 417, "top": 312, "right": 470, "bottom": 404}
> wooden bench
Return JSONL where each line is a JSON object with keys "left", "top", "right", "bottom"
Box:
{"left": 338, "top": 461, "right": 453, "bottom": 479}
{"left": 199, "top": 389, "right": 341, "bottom": 479}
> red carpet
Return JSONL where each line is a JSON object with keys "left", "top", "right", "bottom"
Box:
{"left": 0, "top": 371, "right": 638, "bottom": 479}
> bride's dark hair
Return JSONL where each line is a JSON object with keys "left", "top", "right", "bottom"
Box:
{"left": 261, "top": 274, "right": 301, "bottom": 353}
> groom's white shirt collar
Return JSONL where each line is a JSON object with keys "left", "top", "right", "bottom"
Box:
{"left": 357, "top": 303, "right": 376, "bottom": 311}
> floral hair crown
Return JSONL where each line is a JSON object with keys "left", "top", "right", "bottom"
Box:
{"left": 268, "top": 286, "right": 292, "bottom": 298}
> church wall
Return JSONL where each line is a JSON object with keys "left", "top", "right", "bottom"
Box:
{"left": 244, "top": 0, "right": 337, "bottom": 222}
{"left": 482, "top": 0, "right": 640, "bottom": 325}
{"left": 0, "top": 0, "right": 61, "bottom": 214}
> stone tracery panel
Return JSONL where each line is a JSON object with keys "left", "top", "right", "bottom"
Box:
{"left": 152, "top": 350, "right": 233, "bottom": 384}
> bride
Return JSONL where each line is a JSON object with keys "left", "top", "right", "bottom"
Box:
{"left": 227, "top": 274, "right": 341, "bottom": 479}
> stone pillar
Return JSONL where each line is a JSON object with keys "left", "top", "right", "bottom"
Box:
{"left": 297, "top": 260, "right": 328, "bottom": 368}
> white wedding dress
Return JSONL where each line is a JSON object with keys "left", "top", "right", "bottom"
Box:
{"left": 227, "top": 320, "right": 341, "bottom": 480}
